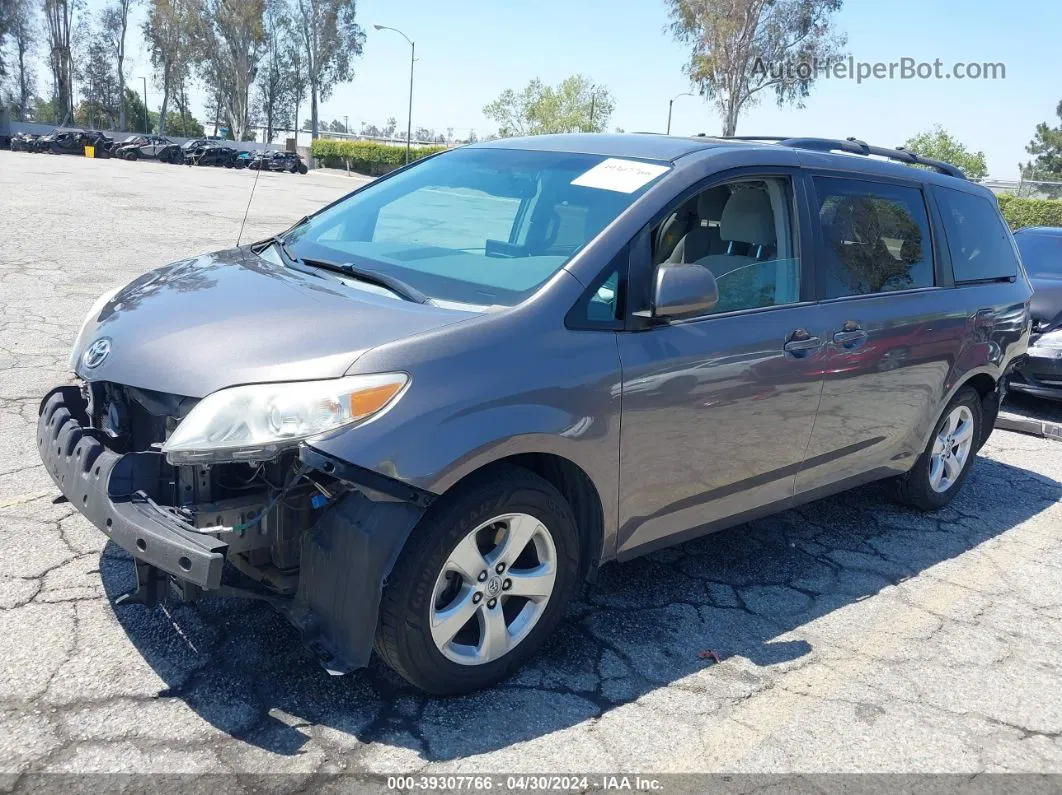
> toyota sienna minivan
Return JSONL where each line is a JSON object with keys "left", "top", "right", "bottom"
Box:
{"left": 38, "top": 134, "right": 1031, "bottom": 694}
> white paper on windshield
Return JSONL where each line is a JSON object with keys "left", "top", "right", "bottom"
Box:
{"left": 571, "top": 158, "right": 670, "bottom": 193}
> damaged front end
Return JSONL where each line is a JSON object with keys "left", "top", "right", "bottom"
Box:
{"left": 37, "top": 381, "right": 431, "bottom": 674}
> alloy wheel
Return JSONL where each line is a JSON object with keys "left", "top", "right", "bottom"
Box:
{"left": 929, "top": 405, "right": 975, "bottom": 492}
{"left": 429, "top": 513, "right": 557, "bottom": 666}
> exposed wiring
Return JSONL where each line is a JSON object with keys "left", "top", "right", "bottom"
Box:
{"left": 227, "top": 462, "right": 307, "bottom": 532}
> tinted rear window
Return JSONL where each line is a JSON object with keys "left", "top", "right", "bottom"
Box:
{"left": 813, "top": 177, "right": 934, "bottom": 298}
{"left": 1014, "top": 231, "right": 1062, "bottom": 277}
{"left": 937, "top": 188, "right": 1018, "bottom": 282}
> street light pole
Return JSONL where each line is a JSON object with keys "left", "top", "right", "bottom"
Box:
{"left": 667, "top": 91, "right": 694, "bottom": 135}
{"left": 141, "top": 77, "right": 149, "bottom": 132}
{"left": 374, "top": 24, "right": 415, "bottom": 164}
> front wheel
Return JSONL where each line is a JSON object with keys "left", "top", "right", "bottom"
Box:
{"left": 896, "top": 387, "right": 982, "bottom": 511}
{"left": 375, "top": 465, "right": 581, "bottom": 695}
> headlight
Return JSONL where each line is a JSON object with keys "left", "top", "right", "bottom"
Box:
{"left": 69, "top": 286, "right": 122, "bottom": 370}
{"left": 1032, "top": 329, "right": 1062, "bottom": 350}
{"left": 161, "top": 374, "right": 408, "bottom": 463}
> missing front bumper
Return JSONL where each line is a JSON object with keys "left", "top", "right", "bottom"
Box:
{"left": 38, "top": 384, "right": 432, "bottom": 673}
{"left": 37, "top": 386, "right": 227, "bottom": 589}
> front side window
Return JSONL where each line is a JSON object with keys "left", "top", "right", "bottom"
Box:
{"left": 937, "top": 187, "right": 1018, "bottom": 283}
{"left": 814, "top": 177, "right": 934, "bottom": 299}
{"left": 649, "top": 177, "right": 800, "bottom": 317}
{"left": 287, "top": 148, "right": 669, "bottom": 308}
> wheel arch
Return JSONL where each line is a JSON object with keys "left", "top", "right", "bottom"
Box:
{"left": 443, "top": 452, "right": 606, "bottom": 583}
{"left": 938, "top": 369, "right": 1000, "bottom": 451}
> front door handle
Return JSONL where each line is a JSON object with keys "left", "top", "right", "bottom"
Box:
{"left": 833, "top": 329, "right": 869, "bottom": 347}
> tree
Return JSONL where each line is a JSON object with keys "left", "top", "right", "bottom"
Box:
{"left": 99, "top": 0, "right": 135, "bottom": 130}
{"left": 200, "top": 0, "right": 265, "bottom": 142}
{"left": 148, "top": 107, "right": 203, "bottom": 135}
{"left": 666, "top": 0, "right": 846, "bottom": 136}
{"left": 124, "top": 86, "right": 148, "bottom": 131}
{"left": 28, "top": 93, "right": 60, "bottom": 122}
{"left": 903, "top": 125, "right": 988, "bottom": 180}
{"left": 75, "top": 31, "right": 122, "bottom": 127}
{"left": 143, "top": 0, "right": 202, "bottom": 135}
{"left": 43, "top": 0, "right": 78, "bottom": 124}
{"left": 282, "top": 21, "right": 307, "bottom": 137}
{"left": 253, "top": 0, "right": 294, "bottom": 142}
{"left": 483, "top": 75, "right": 615, "bottom": 137}
{"left": 2, "top": 0, "right": 37, "bottom": 120}
{"left": 293, "top": 0, "right": 364, "bottom": 140}
{"left": 0, "top": 1, "right": 10, "bottom": 78}
{"left": 1022, "top": 100, "right": 1062, "bottom": 180}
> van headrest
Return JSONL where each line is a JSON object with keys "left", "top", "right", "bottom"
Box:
{"left": 720, "top": 189, "right": 776, "bottom": 246}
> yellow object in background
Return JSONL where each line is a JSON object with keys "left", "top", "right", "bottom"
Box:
{"left": 84, "top": 145, "right": 95, "bottom": 158}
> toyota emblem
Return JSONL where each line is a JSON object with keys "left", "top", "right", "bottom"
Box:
{"left": 82, "top": 338, "right": 112, "bottom": 369}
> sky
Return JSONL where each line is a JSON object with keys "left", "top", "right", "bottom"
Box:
{"left": 56, "top": 0, "right": 1062, "bottom": 177}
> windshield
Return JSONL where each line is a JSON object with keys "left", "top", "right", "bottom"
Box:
{"left": 1015, "top": 231, "right": 1062, "bottom": 278}
{"left": 285, "top": 147, "right": 669, "bottom": 307}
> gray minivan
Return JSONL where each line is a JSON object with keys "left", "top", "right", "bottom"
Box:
{"left": 38, "top": 134, "right": 1031, "bottom": 694}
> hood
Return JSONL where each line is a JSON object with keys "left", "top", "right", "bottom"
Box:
{"left": 73, "top": 247, "right": 476, "bottom": 397}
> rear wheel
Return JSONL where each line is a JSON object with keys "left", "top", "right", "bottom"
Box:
{"left": 375, "top": 465, "right": 581, "bottom": 695}
{"left": 897, "top": 387, "right": 981, "bottom": 511}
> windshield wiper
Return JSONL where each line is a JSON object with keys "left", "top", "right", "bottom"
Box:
{"left": 300, "top": 256, "right": 428, "bottom": 304}
{"left": 254, "top": 235, "right": 427, "bottom": 304}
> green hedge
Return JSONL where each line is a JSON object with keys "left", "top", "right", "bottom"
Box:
{"left": 997, "top": 194, "right": 1062, "bottom": 230}
{"left": 310, "top": 139, "right": 447, "bottom": 175}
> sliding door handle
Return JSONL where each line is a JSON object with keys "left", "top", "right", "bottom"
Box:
{"left": 833, "top": 329, "right": 869, "bottom": 347}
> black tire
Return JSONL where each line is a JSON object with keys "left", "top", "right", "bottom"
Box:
{"left": 125, "top": 150, "right": 138, "bottom": 161}
{"left": 375, "top": 464, "right": 581, "bottom": 695}
{"left": 896, "top": 387, "right": 982, "bottom": 511}
{"left": 298, "top": 163, "right": 308, "bottom": 175}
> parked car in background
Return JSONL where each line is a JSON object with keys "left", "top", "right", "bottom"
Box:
{"left": 183, "top": 141, "right": 237, "bottom": 167}
{"left": 40, "top": 133, "right": 1030, "bottom": 695}
{"left": 179, "top": 138, "right": 218, "bottom": 159}
{"left": 248, "top": 149, "right": 308, "bottom": 174}
{"left": 9, "top": 132, "right": 39, "bottom": 152}
{"left": 108, "top": 134, "right": 148, "bottom": 154}
{"left": 48, "top": 129, "right": 113, "bottom": 156}
{"left": 28, "top": 131, "right": 58, "bottom": 152}
{"left": 1009, "top": 226, "right": 1062, "bottom": 400}
{"left": 115, "top": 135, "right": 180, "bottom": 162}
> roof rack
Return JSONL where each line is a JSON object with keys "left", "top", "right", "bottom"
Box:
{"left": 709, "top": 135, "right": 967, "bottom": 179}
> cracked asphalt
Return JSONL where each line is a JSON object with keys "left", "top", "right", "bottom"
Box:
{"left": 1, "top": 151, "right": 1061, "bottom": 779}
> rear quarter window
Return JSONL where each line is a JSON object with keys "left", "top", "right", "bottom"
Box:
{"left": 936, "top": 188, "right": 1018, "bottom": 283}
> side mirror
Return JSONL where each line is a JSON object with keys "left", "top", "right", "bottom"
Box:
{"left": 650, "top": 262, "right": 718, "bottom": 321}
